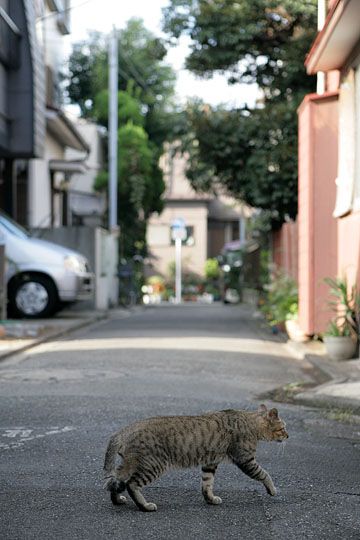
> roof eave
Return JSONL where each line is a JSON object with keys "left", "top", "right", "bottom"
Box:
{"left": 305, "top": 0, "right": 360, "bottom": 74}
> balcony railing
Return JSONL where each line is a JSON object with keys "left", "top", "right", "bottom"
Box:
{"left": 0, "top": 7, "right": 21, "bottom": 69}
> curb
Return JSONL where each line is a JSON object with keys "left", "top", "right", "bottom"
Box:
{"left": 0, "top": 312, "right": 108, "bottom": 363}
{"left": 293, "top": 353, "right": 360, "bottom": 415}
{"left": 294, "top": 388, "right": 360, "bottom": 415}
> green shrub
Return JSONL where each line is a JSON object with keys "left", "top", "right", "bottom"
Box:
{"left": 324, "top": 277, "right": 360, "bottom": 338}
{"left": 261, "top": 269, "right": 298, "bottom": 327}
{"left": 204, "top": 258, "right": 220, "bottom": 280}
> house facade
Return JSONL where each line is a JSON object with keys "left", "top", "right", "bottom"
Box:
{"left": 147, "top": 146, "right": 249, "bottom": 278}
{"left": 275, "top": 0, "right": 360, "bottom": 336}
{"left": 0, "top": 0, "right": 45, "bottom": 216}
{"left": 0, "top": 1, "right": 99, "bottom": 229}
{"left": 27, "top": 0, "right": 91, "bottom": 229}
{"left": 0, "top": 1, "right": 117, "bottom": 311}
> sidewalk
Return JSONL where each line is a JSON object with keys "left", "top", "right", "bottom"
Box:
{"left": 284, "top": 330, "right": 360, "bottom": 414}
{"left": 251, "top": 307, "right": 360, "bottom": 414}
{"left": 0, "top": 309, "right": 108, "bottom": 362}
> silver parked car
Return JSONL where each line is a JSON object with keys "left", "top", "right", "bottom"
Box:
{"left": 0, "top": 212, "right": 94, "bottom": 318}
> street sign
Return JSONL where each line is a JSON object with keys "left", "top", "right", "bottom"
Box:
{"left": 171, "top": 218, "right": 187, "bottom": 242}
{"left": 171, "top": 218, "right": 186, "bottom": 229}
{"left": 171, "top": 227, "right": 187, "bottom": 241}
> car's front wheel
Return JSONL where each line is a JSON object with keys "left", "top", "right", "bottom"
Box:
{"left": 8, "top": 274, "right": 58, "bottom": 318}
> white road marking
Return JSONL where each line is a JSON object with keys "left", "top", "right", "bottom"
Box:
{"left": 2, "top": 429, "right": 33, "bottom": 438}
{"left": 0, "top": 426, "right": 75, "bottom": 452}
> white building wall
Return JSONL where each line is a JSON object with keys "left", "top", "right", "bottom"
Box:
{"left": 28, "top": 134, "right": 64, "bottom": 227}
{"left": 66, "top": 120, "right": 104, "bottom": 193}
{"left": 148, "top": 204, "right": 209, "bottom": 277}
{"left": 44, "top": 2, "right": 65, "bottom": 76}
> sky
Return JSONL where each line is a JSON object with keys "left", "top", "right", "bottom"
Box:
{"left": 66, "top": 0, "right": 258, "bottom": 108}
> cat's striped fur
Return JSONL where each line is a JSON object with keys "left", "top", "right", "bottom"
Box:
{"left": 103, "top": 404, "right": 288, "bottom": 512}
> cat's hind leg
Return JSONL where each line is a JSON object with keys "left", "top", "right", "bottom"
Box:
{"left": 201, "top": 465, "right": 222, "bottom": 505}
{"left": 126, "top": 464, "right": 161, "bottom": 512}
{"left": 104, "top": 463, "right": 132, "bottom": 505}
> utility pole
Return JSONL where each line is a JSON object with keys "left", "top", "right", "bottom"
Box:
{"left": 108, "top": 26, "right": 118, "bottom": 231}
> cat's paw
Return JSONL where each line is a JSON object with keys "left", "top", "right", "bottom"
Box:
{"left": 143, "top": 502, "right": 157, "bottom": 512}
{"left": 205, "top": 495, "right": 222, "bottom": 505}
{"left": 111, "top": 493, "right": 127, "bottom": 505}
{"left": 266, "top": 485, "right": 277, "bottom": 496}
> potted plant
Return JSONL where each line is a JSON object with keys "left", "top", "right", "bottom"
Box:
{"left": 323, "top": 277, "right": 359, "bottom": 361}
{"left": 284, "top": 302, "right": 309, "bottom": 343}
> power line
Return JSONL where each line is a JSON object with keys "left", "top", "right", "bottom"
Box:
{"left": 119, "top": 52, "right": 159, "bottom": 103}
{"left": 119, "top": 53, "right": 148, "bottom": 90}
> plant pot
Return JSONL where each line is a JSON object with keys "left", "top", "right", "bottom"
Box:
{"left": 285, "top": 319, "right": 309, "bottom": 343}
{"left": 323, "top": 336, "right": 357, "bottom": 361}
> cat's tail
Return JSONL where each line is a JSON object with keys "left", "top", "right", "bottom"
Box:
{"left": 104, "top": 433, "right": 120, "bottom": 475}
{"left": 103, "top": 433, "right": 129, "bottom": 494}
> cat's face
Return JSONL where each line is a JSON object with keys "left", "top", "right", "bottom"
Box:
{"left": 258, "top": 405, "right": 289, "bottom": 442}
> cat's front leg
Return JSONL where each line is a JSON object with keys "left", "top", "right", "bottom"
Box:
{"left": 235, "top": 457, "right": 277, "bottom": 496}
{"left": 201, "top": 465, "right": 222, "bottom": 505}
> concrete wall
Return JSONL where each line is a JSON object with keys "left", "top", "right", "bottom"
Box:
{"left": 30, "top": 226, "right": 119, "bottom": 309}
{"left": 297, "top": 92, "right": 339, "bottom": 335}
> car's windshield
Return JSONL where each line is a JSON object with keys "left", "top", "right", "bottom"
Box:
{"left": 0, "top": 213, "right": 29, "bottom": 239}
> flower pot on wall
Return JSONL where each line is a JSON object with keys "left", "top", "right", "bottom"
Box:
{"left": 323, "top": 336, "right": 357, "bottom": 361}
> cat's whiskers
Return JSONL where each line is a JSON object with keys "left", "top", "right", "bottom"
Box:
{"left": 277, "top": 440, "right": 287, "bottom": 456}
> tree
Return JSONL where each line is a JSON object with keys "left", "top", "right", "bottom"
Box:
{"left": 162, "top": 0, "right": 317, "bottom": 225}
{"left": 67, "top": 19, "right": 177, "bottom": 257}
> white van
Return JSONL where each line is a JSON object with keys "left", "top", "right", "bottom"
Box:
{"left": 0, "top": 212, "right": 94, "bottom": 318}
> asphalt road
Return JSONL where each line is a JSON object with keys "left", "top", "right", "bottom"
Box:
{"left": 0, "top": 304, "right": 359, "bottom": 539}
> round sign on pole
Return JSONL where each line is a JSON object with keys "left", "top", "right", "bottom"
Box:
{"left": 171, "top": 218, "right": 187, "bottom": 242}
{"left": 171, "top": 227, "right": 187, "bottom": 241}
{"left": 171, "top": 218, "right": 186, "bottom": 229}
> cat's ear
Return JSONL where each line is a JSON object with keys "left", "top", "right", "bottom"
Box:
{"left": 258, "top": 404, "right": 267, "bottom": 415}
{"left": 268, "top": 408, "right": 279, "bottom": 420}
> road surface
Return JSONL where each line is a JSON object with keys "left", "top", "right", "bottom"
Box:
{"left": 0, "top": 304, "right": 359, "bottom": 539}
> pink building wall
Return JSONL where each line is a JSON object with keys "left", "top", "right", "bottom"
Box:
{"left": 297, "top": 92, "right": 339, "bottom": 335}
{"left": 337, "top": 212, "right": 360, "bottom": 288}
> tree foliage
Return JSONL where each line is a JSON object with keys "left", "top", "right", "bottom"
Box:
{"left": 163, "top": 0, "right": 317, "bottom": 225}
{"left": 67, "top": 19, "right": 176, "bottom": 256}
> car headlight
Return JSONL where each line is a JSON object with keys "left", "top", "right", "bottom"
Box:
{"left": 64, "top": 255, "right": 86, "bottom": 273}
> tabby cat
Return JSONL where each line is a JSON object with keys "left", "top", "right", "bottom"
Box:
{"left": 103, "top": 404, "right": 288, "bottom": 512}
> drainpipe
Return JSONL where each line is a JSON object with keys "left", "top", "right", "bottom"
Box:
{"left": 317, "top": 0, "right": 326, "bottom": 94}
